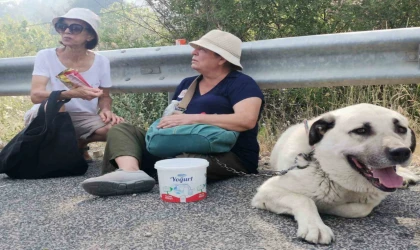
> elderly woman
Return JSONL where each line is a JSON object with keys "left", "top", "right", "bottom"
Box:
{"left": 82, "top": 30, "right": 264, "bottom": 196}
{"left": 29, "top": 8, "right": 123, "bottom": 162}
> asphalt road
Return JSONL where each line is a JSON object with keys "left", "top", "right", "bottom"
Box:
{"left": 0, "top": 161, "right": 419, "bottom": 250}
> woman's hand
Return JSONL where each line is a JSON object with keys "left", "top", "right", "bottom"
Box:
{"left": 73, "top": 86, "right": 103, "bottom": 100}
{"left": 30, "top": 76, "right": 103, "bottom": 103}
{"left": 157, "top": 114, "right": 198, "bottom": 128}
{"left": 99, "top": 109, "right": 125, "bottom": 125}
{"left": 156, "top": 97, "right": 262, "bottom": 131}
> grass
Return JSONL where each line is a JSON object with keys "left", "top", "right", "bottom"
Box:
{"left": 0, "top": 96, "right": 33, "bottom": 143}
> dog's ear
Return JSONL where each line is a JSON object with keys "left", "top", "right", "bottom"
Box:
{"left": 409, "top": 128, "right": 416, "bottom": 153}
{"left": 309, "top": 115, "right": 335, "bottom": 146}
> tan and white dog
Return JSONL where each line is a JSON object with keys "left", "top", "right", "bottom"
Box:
{"left": 252, "top": 103, "right": 419, "bottom": 244}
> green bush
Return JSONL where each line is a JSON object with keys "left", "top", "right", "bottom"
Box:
{"left": 111, "top": 92, "right": 168, "bottom": 129}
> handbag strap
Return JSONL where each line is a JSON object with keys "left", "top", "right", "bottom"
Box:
{"left": 176, "top": 75, "right": 201, "bottom": 112}
{"left": 38, "top": 91, "right": 70, "bottom": 127}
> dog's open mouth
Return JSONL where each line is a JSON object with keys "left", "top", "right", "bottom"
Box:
{"left": 346, "top": 156, "right": 403, "bottom": 192}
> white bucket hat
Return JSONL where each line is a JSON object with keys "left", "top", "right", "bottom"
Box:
{"left": 52, "top": 8, "right": 100, "bottom": 46}
{"left": 189, "top": 30, "right": 243, "bottom": 70}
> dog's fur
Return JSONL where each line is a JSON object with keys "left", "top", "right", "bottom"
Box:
{"left": 252, "top": 103, "right": 420, "bottom": 244}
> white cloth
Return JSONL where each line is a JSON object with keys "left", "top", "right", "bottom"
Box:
{"left": 162, "top": 100, "right": 180, "bottom": 117}
{"left": 24, "top": 104, "right": 41, "bottom": 127}
{"left": 32, "top": 48, "right": 112, "bottom": 113}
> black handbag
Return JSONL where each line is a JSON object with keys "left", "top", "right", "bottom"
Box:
{"left": 0, "top": 91, "right": 88, "bottom": 179}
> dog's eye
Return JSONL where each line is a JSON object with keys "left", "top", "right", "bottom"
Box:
{"left": 396, "top": 126, "right": 407, "bottom": 134}
{"left": 352, "top": 128, "right": 368, "bottom": 135}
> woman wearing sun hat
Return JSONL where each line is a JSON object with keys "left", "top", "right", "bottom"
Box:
{"left": 81, "top": 30, "right": 265, "bottom": 197}
{"left": 27, "top": 8, "right": 124, "bottom": 162}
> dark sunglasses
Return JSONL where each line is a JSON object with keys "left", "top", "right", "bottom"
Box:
{"left": 54, "top": 23, "right": 90, "bottom": 35}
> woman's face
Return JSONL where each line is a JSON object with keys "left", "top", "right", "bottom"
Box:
{"left": 191, "top": 46, "right": 224, "bottom": 73}
{"left": 55, "top": 18, "right": 94, "bottom": 48}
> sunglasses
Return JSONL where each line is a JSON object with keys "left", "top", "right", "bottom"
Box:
{"left": 54, "top": 23, "right": 90, "bottom": 35}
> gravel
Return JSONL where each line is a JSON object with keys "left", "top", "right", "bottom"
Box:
{"left": 0, "top": 161, "right": 419, "bottom": 250}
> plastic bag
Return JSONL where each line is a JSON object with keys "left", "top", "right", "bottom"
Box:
{"left": 162, "top": 100, "right": 180, "bottom": 117}
{"left": 24, "top": 104, "right": 41, "bottom": 127}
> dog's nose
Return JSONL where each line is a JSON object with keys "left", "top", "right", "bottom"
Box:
{"left": 386, "top": 147, "right": 411, "bottom": 163}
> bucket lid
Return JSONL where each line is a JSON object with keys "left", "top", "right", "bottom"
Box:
{"left": 155, "top": 158, "right": 209, "bottom": 170}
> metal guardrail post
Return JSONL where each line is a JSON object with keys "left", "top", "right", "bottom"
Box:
{"left": 167, "top": 92, "right": 174, "bottom": 104}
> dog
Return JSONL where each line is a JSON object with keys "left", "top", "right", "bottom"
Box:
{"left": 252, "top": 103, "right": 420, "bottom": 244}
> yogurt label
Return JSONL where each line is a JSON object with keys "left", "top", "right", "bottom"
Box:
{"left": 171, "top": 174, "right": 193, "bottom": 183}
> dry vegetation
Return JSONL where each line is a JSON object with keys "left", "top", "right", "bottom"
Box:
{"left": 0, "top": 96, "right": 33, "bottom": 143}
{"left": 2, "top": 84, "right": 420, "bottom": 167}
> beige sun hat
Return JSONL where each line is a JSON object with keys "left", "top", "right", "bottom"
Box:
{"left": 52, "top": 8, "right": 100, "bottom": 45}
{"left": 189, "top": 30, "right": 243, "bottom": 70}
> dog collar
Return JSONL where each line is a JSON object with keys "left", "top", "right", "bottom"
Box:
{"left": 303, "top": 119, "right": 310, "bottom": 134}
{"left": 303, "top": 119, "right": 316, "bottom": 151}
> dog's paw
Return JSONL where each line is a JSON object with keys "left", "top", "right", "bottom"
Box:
{"left": 297, "top": 218, "right": 335, "bottom": 245}
{"left": 397, "top": 167, "right": 420, "bottom": 188}
{"left": 251, "top": 195, "right": 268, "bottom": 210}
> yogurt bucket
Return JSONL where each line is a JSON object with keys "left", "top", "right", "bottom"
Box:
{"left": 155, "top": 158, "right": 209, "bottom": 203}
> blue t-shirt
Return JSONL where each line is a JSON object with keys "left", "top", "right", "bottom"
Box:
{"left": 172, "top": 71, "right": 264, "bottom": 173}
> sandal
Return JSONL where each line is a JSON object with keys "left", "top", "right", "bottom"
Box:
{"left": 80, "top": 146, "right": 93, "bottom": 163}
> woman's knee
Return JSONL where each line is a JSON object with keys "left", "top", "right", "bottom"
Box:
{"left": 94, "top": 124, "right": 112, "bottom": 136}
{"left": 107, "top": 123, "right": 140, "bottom": 139}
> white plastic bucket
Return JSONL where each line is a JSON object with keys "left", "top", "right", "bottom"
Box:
{"left": 155, "top": 158, "right": 209, "bottom": 203}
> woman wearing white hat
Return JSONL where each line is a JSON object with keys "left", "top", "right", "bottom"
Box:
{"left": 82, "top": 30, "right": 264, "bottom": 197}
{"left": 28, "top": 8, "right": 124, "bottom": 162}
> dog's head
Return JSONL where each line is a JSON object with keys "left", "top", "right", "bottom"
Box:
{"left": 308, "top": 103, "right": 416, "bottom": 193}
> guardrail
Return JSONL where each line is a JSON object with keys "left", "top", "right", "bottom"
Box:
{"left": 1, "top": 27, "right": 419, "bottom": 96}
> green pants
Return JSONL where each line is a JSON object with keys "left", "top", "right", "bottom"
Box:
{"left": 102, "top": 123, "right": 250, "bottom": 181}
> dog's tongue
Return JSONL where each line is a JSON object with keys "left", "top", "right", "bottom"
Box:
{"left": 372, "top": 167, "right": 403, "bottom": 188}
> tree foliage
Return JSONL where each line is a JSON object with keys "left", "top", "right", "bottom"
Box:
{"left": 0, "top": 0, "right": 70, "bottom": 23}
{"left": 0, "top": 17, "right": 57, "bottom": 58}
{"left": 146, "top": 0, "right": 420, "bottom": 41}
{"left": 4, "top": 0, "right": 419, "bottom": 57}
{"left": 99, "top": 2, "right": 172, "bottom": 50}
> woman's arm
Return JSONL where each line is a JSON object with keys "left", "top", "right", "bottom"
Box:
{"left": 30, "top": 75, "right": 103, "bottom": 104}
{"left": 157, "top": 97, "right": 262, "bottom": 132}
{"left": 98, "top": 88, "right": 124, "bottom": 125}
{"left": 98, "top": 88, "right": 112, "bottom": 111}
{"left": 30, "top": 75, "right": 52, "bottom": 103}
